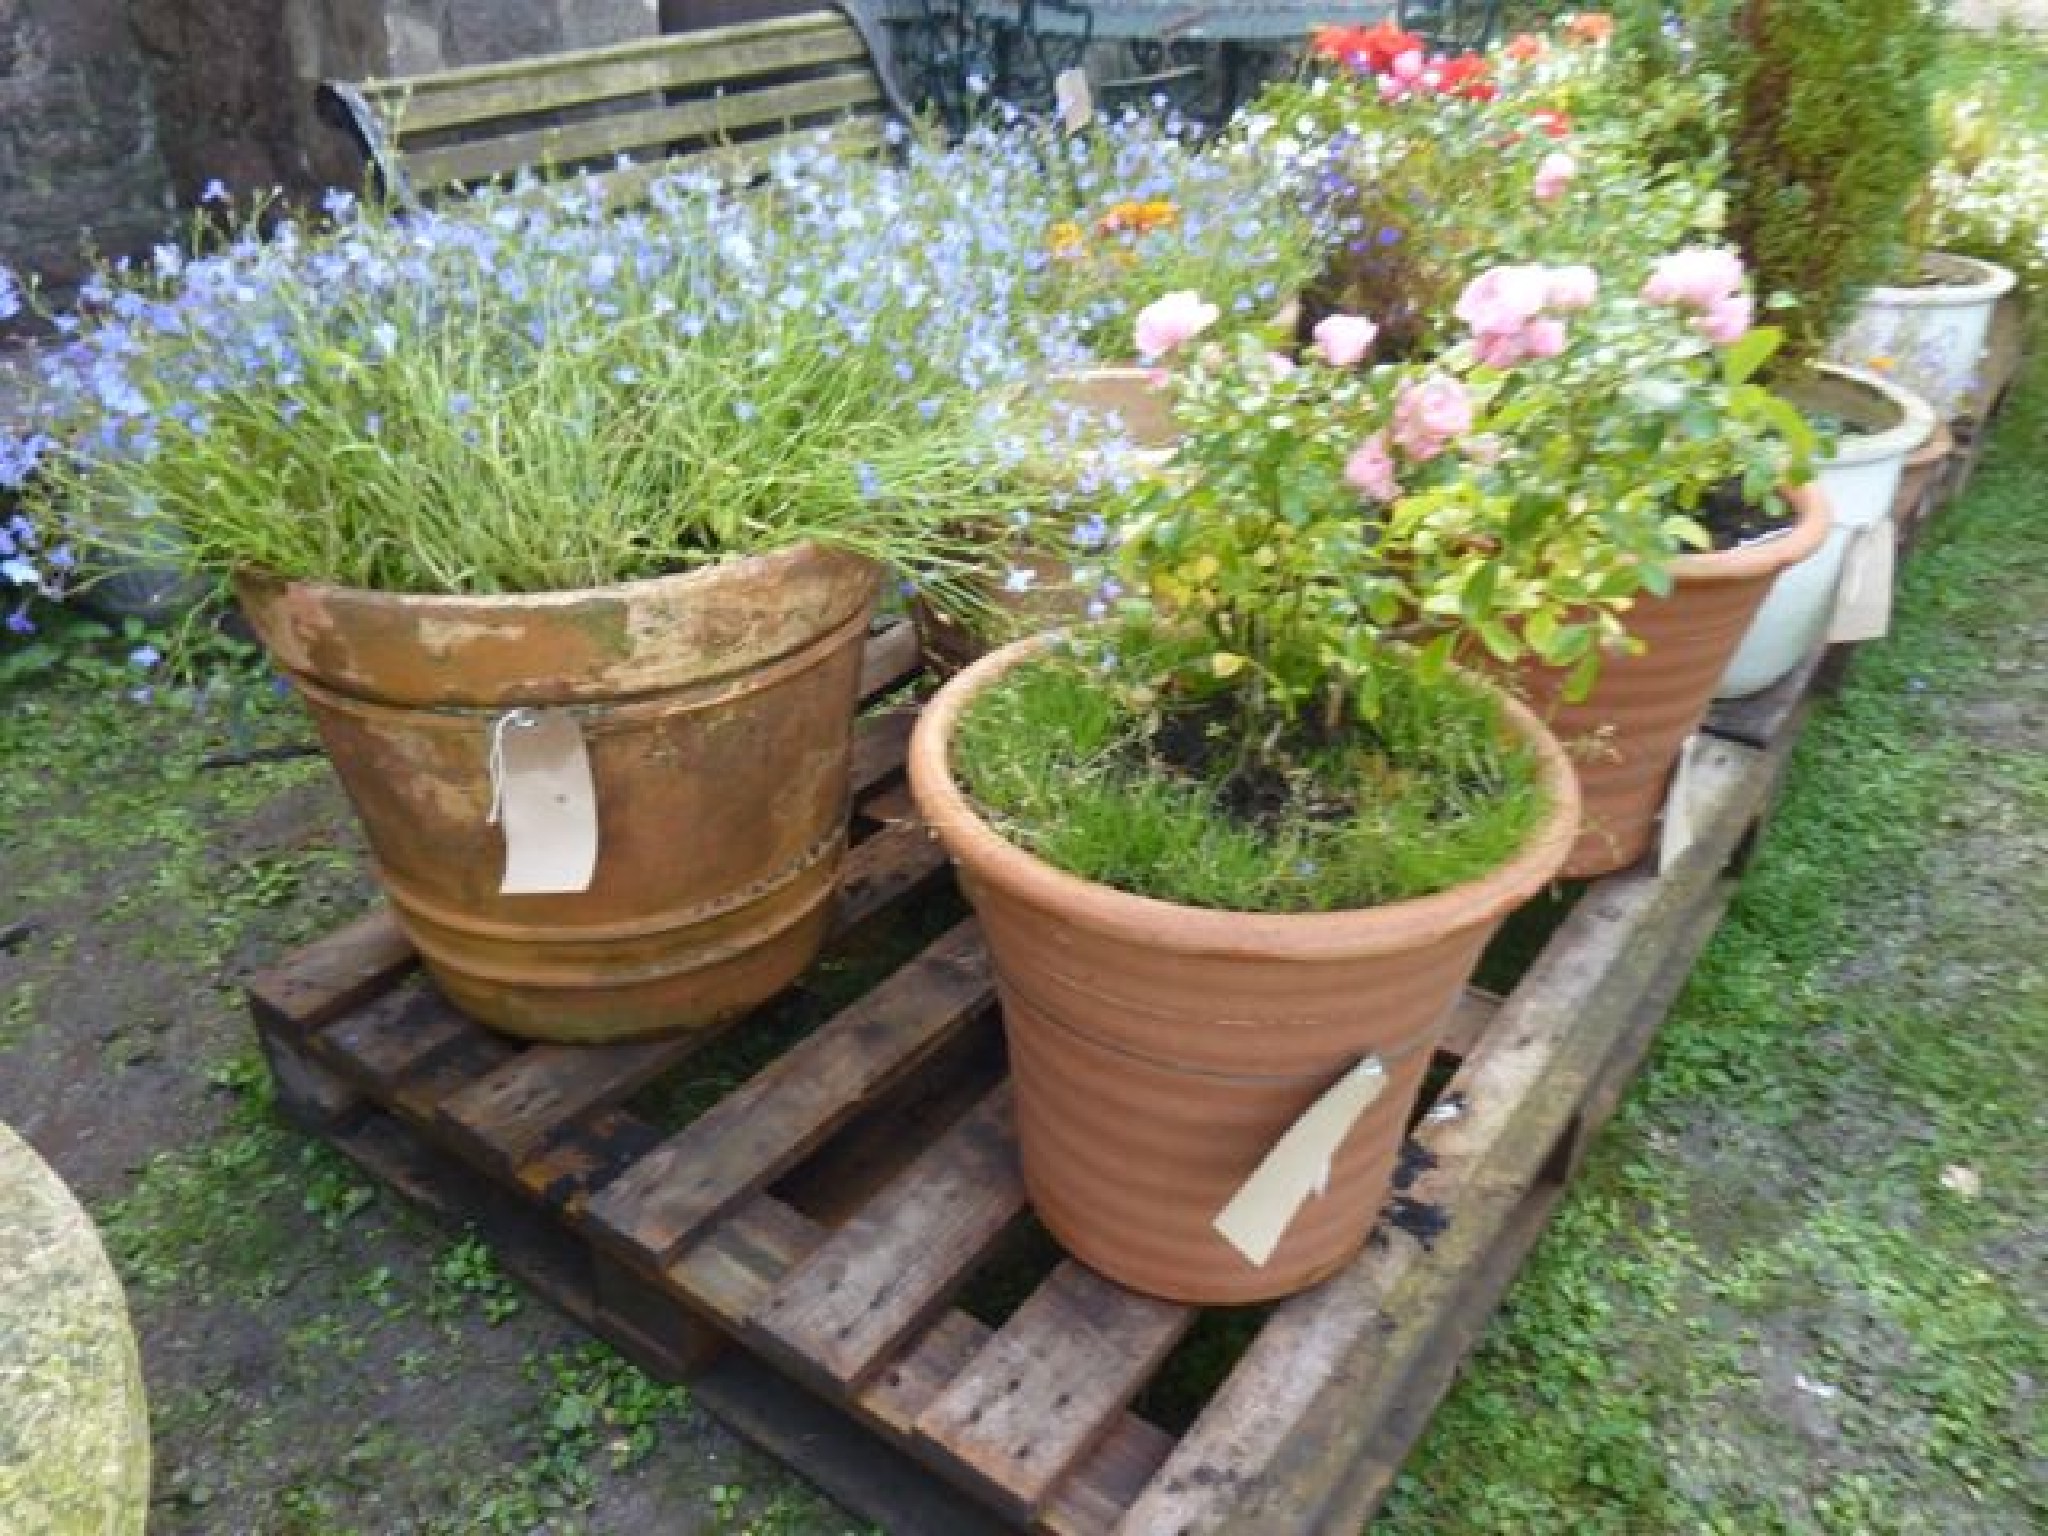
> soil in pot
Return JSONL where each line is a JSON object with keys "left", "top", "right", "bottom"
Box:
{"left": 1516, "top": 483, "right": 1829, "bottom": 877}
{"left": 909, "top": 637, "right": 1580, "bottom": 1303}
{"left": 239, "top": 544, "right": 878, "bottom": 1044}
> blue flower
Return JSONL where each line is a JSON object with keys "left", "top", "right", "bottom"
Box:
{"left": 1, "top": 556, "right": 41, "bottom": 590}
{"left": 5, "top": 604, "right": 33, "bottom": 635}
{"left": 1002, "top": 567, "right": 1036, "bottom": 594}
{"left": 200, "top": 178, "right": 229, "bottom": 205}
{"left": 855, "top": 462, "right": 881, "bottom": 500}
{"left": 129, "top": 643, "right": 162, "bottom": 670}
{"left": 0, "top": 266, "right": 19, "bottom": 322}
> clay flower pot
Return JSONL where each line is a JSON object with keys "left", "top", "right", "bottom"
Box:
{"left": 238, "top": 544, "right": 877, "bottom": 1044}
{"left": 907, "top": 635, "right": 1580, "bottom": 1304}
{"left": 911, "top": 366, "right": 1175, "bottom": 677}
{"left": 1518, "top": 485, "right": 1830, "bottom": 878}
{"left": 1719, "top": 367, "right": 1933, "bottom": 698}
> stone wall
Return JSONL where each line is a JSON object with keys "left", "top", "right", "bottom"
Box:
{"left": 381, "top": 0, "right": 658, "bottom": 75}
{"left": 0, "top": 0, "right": 172, "bottom": 284}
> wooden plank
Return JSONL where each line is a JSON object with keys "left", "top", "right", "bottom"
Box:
{"left": 588, "top": 114, "right": 889, "bottom": 207}
{"left": 689, "top": 1350, "right": 1018, "bottom": 1536}
{"left": 915, "top": 1263, "right": 1189, "bottom": 1520}
{"left": 246, "top": 909, "right": 415, "bottom": 1034}
{"left": 1116, "top": 737, "right": 1773, "bottom": 1535}
{"left": 858, "top": 620, "right": 923, "bottom": 700}
{"left": 317, "top": 978, "right": 475, "bottom": 1093}
{"left": 373, "top": 18, "right": 866, "bottom": 136}
{"left": 1436, "top": 987, "right": 1500, "bottom": 1061}
{"left": 1705, "top": 642, "right": 1823, "bottom": 751}
{"left": 751, "top": 1087, "right": 1026, "bottom": 1391}
{"left": 849, "top": 708, "right": 914, "bottom": 799}
{"left": 433, "top": 813, "right": 947, "bottom": 1172}
{"left": 404, "top": 70, "right": 879, "bottom": 188}
{"left": 584, "top": 920, "right": 992, "bottom": 1266}
{"left": 1310, "top": 879, "right": 1738, "bottom": 1532}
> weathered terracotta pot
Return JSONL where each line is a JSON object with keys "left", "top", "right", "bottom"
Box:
{"left": 1893, "top": 419, "right": 1955, "bottom": 551}
{"left": 1516, "top": 485, "right": 1830, "bottom": 878}
{"left": 238, "top": 545, "right": 877, "bottom": 1043}
{"left": 908, "top": 635, "right": 1580, "bottom": 1303}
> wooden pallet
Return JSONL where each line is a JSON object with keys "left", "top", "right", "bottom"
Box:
{"left": 248, "top": 625, "right": 1820, "bottom": 1536}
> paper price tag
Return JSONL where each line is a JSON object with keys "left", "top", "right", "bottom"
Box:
{"left": 1827, "top": 520, "right": 1896, "bottom": 644}
{"left": 490, "top": 709, "right": 599, "bottom": 895}
{"left": 1656, "top": 732, "right": 1711, "bottom": 875}
{"left": 1213, "top": 1056, "right": 1387, "bottom": 1269}
{"left": 1055, "top": 69, "right": 1095, "bottom": 133}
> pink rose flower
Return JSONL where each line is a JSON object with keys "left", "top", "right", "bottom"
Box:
{"left": 1311, "top": 312, "right": 1379, "bottom": 368}
{"left": 1545, "top": 264, "right": 1599, "bottom": 312}
{"left": 1392, "top": 48, "right": 1426, "bottom": 83}
{"left": 1134, "top": 290, "right": 1220, "bottom": 359}
{"left": 1344, "top": 432, "right": 1401, "bottom": 503}
{"left": 1455, "top": 264, "right": 1550, "bottom": 339}
{"left": 1533, "top": 151, "right": 1577, "bottom": 203}
{"left": 1523, "top": 317, "right": 1568, "bottom": 358}
{"left": 1265, "top": 350, "right": 1299, "bottom": 378}
{"left": 1642, "top": 247, "right": 1746, "bottom": 310}
{"left": 1473, "top": 329, "right": 1529, "bottom": 369}
{"left": 1460, "top": 432, "right": 1504, "bottom": 466}
{"left": 1393, "top": 374, "right": 1475, "bottom": 460}
{"left": 1694, "top": 292, "right": 1753, "bottom": 346}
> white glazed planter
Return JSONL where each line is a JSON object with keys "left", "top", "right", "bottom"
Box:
{"left": 1717, "top": 365, "right": 1935, "bottom": 698}
{"left": 1830, "top": 252, "right": 2018, "bottom": 420}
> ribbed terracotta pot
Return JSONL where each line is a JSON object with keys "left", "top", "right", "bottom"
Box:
{"left": 238, "top": 545, "right": 877, "bottom": 1043}
{"left": 908, "top": 635, "right": 1580, "bottom": 1303}
{"left": 1515, "top": 485, "right": 1829, "bottom": 878}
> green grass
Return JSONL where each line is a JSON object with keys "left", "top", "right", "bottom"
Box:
{"left": 949, "top": 650, "right": 1550, "bottom": 912}
{"left": 1372, "top": 321, "right": 2048, "bottom": 1531}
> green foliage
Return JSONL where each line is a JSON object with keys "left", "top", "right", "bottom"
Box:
{"left": 1718, "top": 0, "right": 1944, "bottom": 367}
{"left": 951, "top": 644, "right": 1545, "bottom": 911}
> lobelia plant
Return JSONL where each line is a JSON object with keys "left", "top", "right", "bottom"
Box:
{"left": 1, "top": 135, "right": 1095, "bottom": 608}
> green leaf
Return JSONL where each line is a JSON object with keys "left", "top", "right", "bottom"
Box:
{"left": 1720, "top": 327, "right": 1781, "bottom": 387}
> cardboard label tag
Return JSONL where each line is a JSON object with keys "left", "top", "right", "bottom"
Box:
{"left": 1828, "top": 520, "right": 1896, "bottom": 644}
{"left": 1657, "top": 732, "right": 1710, "bottom": 875}
{"left": 1213, "top": 1056, "right": 1387, "bottom": 1268}
{"left": 1055, "top": 69, "right": 1095, "bottom": 133}
{"left": 489, "top": 708, "right": 599, "bottom": 895}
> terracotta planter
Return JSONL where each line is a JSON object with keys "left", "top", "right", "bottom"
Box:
{"left": 1719, "top": 367, "right": 1933, "bottom": 698}
{"left": 908, "top": 635, "right": 1580, "bottom": 1303}
{"left": 238, "top": 545, "right": 877, "bottom": 1043}
{"left": 1832, "top": 252, "right": 2018, "bottom": 420}
{"left": 912, "top": 367, "right": 1175, "bottom": 677}
{"left": 1517, "top": 485, "right": 1829, "bottom": 878}
{"left": 1893, "top": 419, "right": 1955, "bottom": 550}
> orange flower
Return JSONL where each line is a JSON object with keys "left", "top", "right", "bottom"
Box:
{"left": 1565, "top": 11, "right": 1615, "bottom": 44}
{"left": 1098, "top": 199, "right": 1179, "bottom": 236}
{"left": 1504, "top": 32, "right": 1549, "bottom": 62}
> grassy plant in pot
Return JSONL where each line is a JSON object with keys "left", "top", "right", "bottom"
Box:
{"left": 10, "top": 157, "right": 1044, "bottom": 1044}
{"left": 1438, "top": 250, "right": 1821, "bottom": 876}
{"left": 909, "top": 311, "right": 1586, "bottom": 1304}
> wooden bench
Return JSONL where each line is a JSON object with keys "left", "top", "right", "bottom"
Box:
{"left": 318, "top": 5, "right": 914, "bottom": 208}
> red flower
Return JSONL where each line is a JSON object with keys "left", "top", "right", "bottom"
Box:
{"left": 1436, "top": 52, "right": 1496, "bottom": 101}
{"left": 1310, "top": 18, "right": 1425, "bottom": 75}
{"left": 1529, "top": 108, "right": 1573, "bottom": 138}
{"left": 1503, "top": 32, "right": 1548, "bottom": 62}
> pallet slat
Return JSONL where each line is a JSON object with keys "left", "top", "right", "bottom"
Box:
{"left": 751, "top": 1086, "right": 1027, "bottom": 1390}
{"left": 246, "top": 909, "right": 415, "bottom": 1033}
{"left": 585, "top": 920, "right": 993, "bottom": 1266}
{"left": 916, "top": 1263, "right": 1192, "bottom": 1521}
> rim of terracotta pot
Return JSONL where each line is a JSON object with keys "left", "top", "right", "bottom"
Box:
{"left": 1795, "top": 363, "right": 1937, "bottom": 469}
{"left": 909, "top": 635, "right": 1582, "bottom": 962}
{"left": 1668, "top": 481, "right": 1831, "bottom": 585}
{"left": 1863, "top": 251, "right": 2017, "bottom": 310}
{"left": 234, "top": 540, "right": 857, "bottom": 621}
{"left": 235, "top": 541, "right": 878, "bottom": 706}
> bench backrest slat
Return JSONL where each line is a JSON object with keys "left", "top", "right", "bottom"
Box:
{"left": 322, "top": 7, "right": 903, "bottom": 205}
